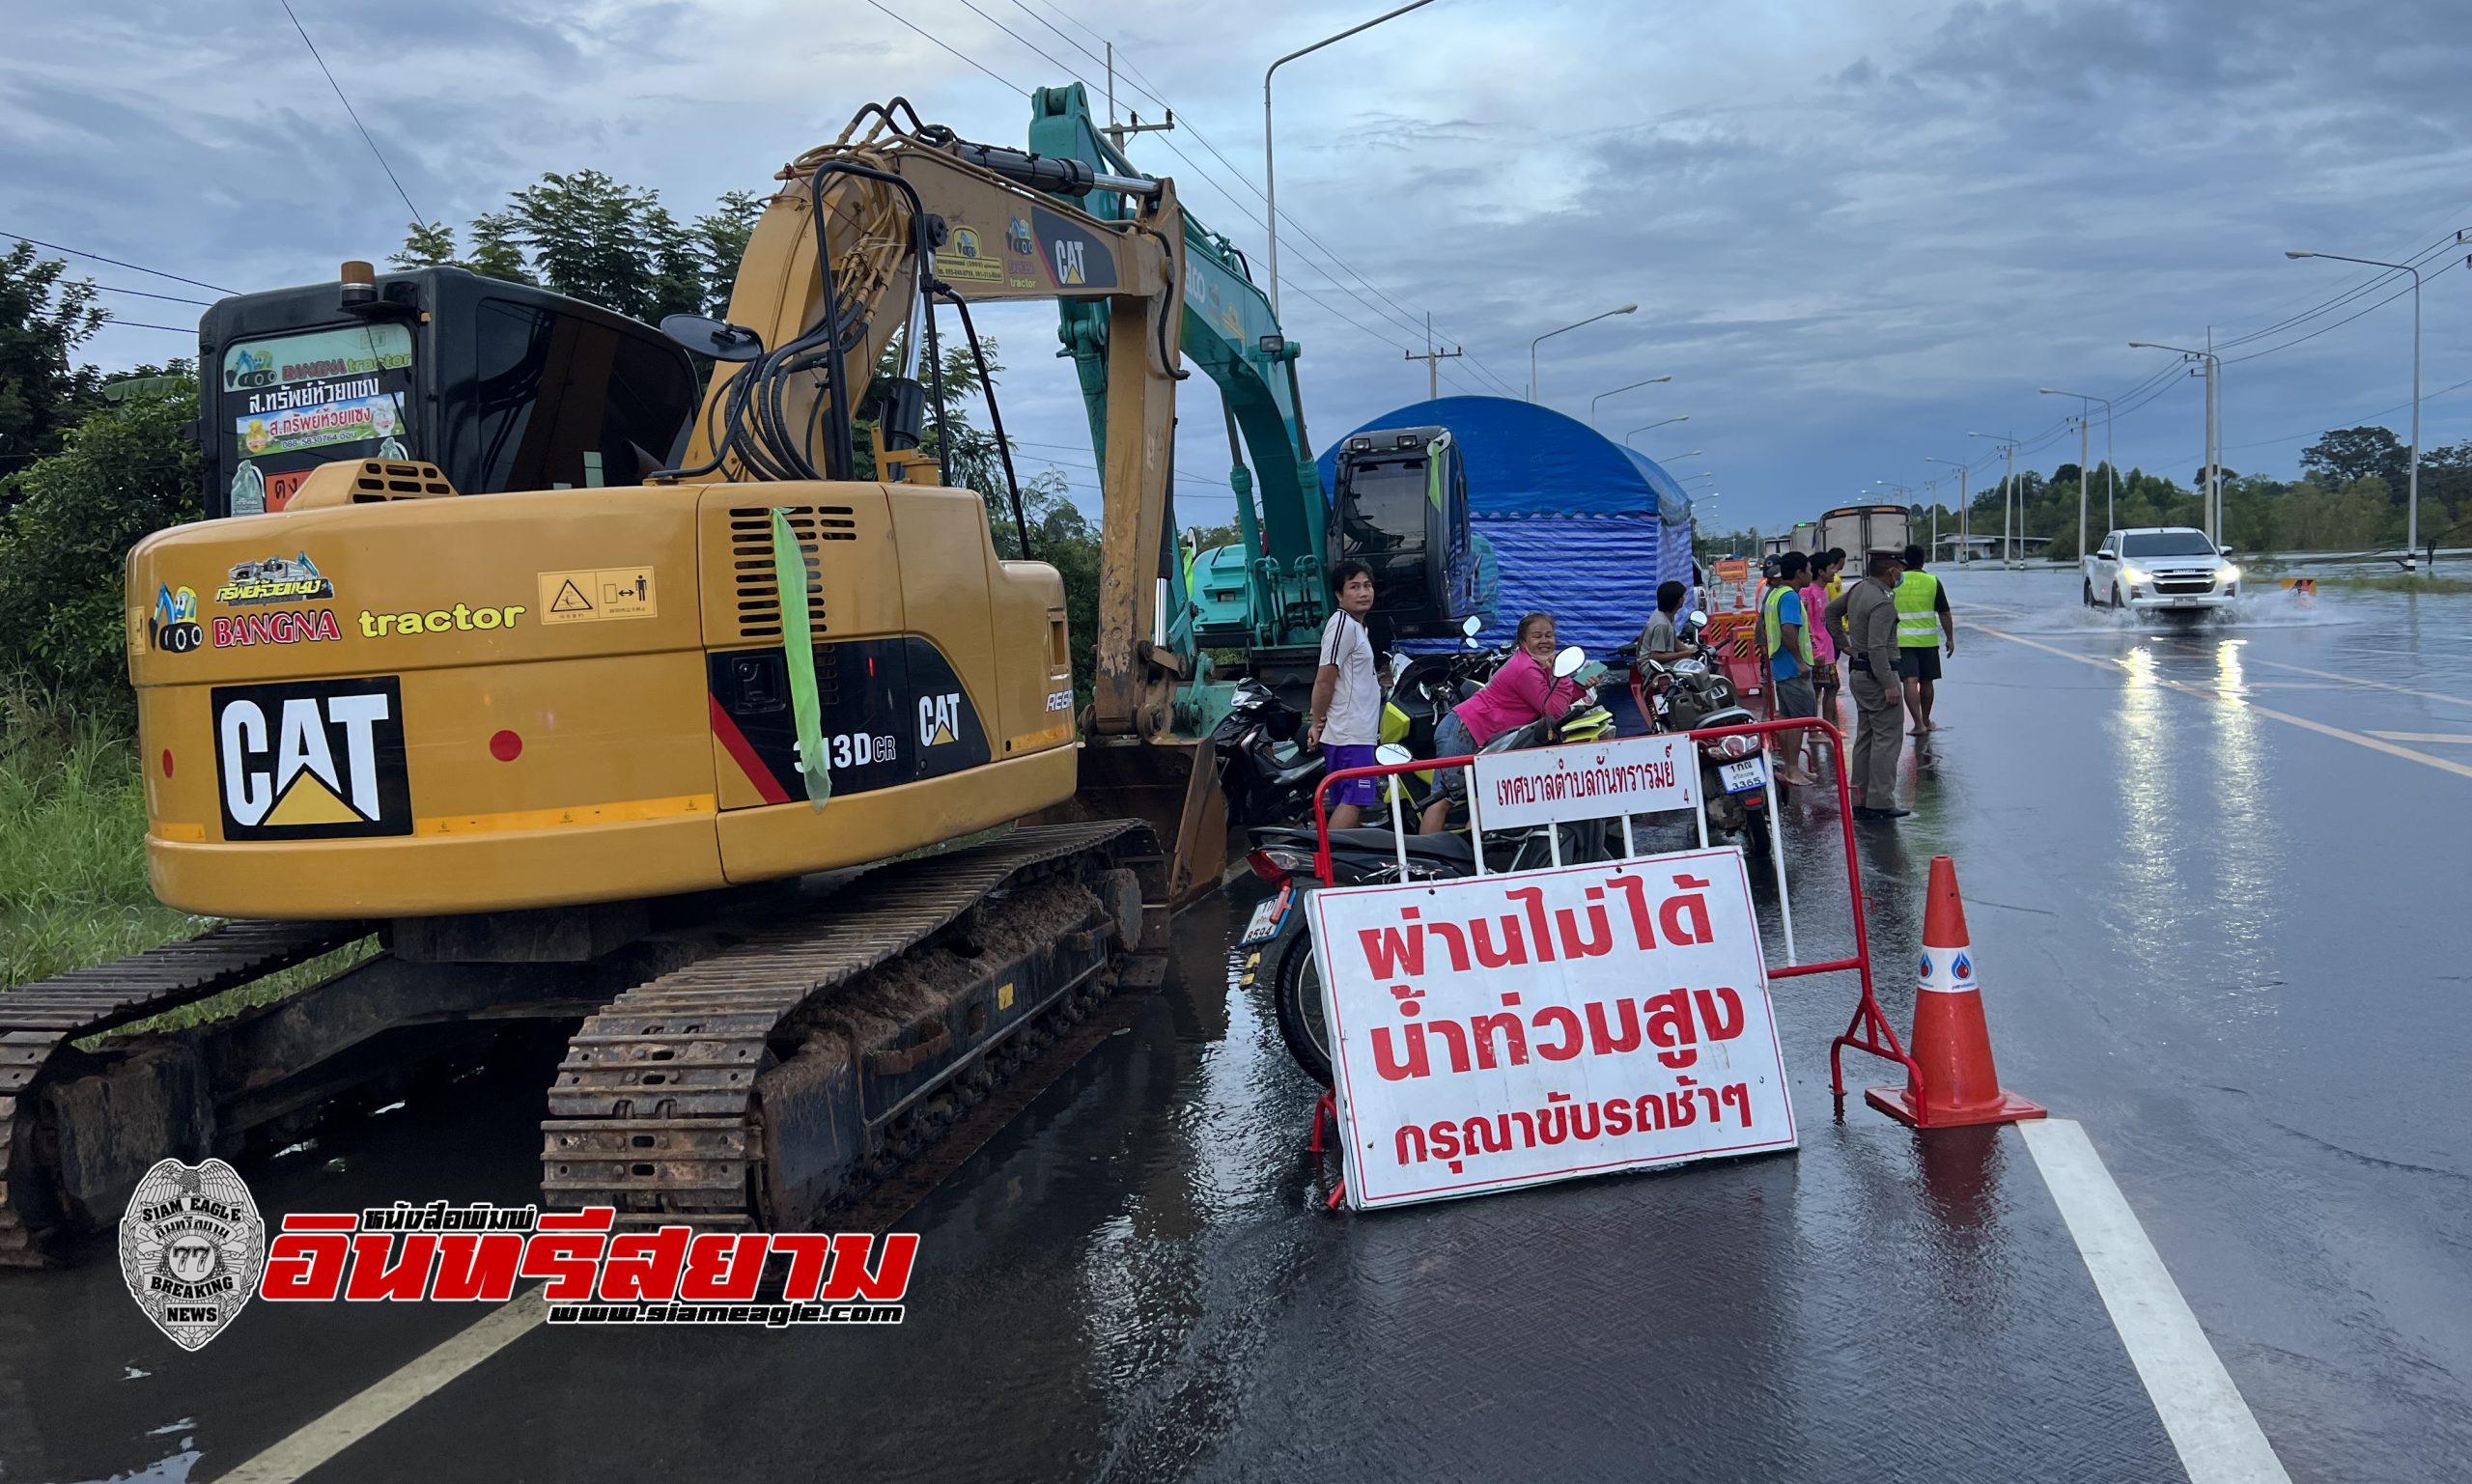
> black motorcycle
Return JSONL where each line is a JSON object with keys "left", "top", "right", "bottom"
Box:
{"left": 1212, "top": 678, "right": 1324, "bottom": 827}
{"left": 1632, "top": 612, "right": 1776, "bottom": 853}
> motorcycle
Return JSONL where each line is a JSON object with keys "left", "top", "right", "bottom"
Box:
{"left": 1634, "top": 610, "right": 1776, "bottom": 854}
{"left": 1238, "top": 645, "right": 1618, "bottom": 1083}
{"left": 1211, "top": 677, "right": 1323, "bottom": 826}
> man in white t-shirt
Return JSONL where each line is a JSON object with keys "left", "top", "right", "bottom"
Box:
{"left": 1307, "top": 561, "right": 1382, "bottom": 830}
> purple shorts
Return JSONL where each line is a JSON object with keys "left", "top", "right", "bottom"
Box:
{"left": 1323, "top": 743, "right": 1381, "bottom": 807}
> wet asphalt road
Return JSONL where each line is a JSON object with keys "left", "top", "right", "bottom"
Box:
{"left": 5, "top": 569, "right": 2467, "bottom": 1483}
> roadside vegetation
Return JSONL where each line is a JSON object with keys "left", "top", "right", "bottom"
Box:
{"left": 2, "top": 170, "right": 1130, "bottom": 990}
{"left": 1696, "top": 423, "right": 2472, "bottom": 562}
{"left": 2308, "top": 572, "right": 2472, "bottom": 594}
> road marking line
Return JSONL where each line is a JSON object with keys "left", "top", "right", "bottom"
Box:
{"left": 218, "top": 1288, "right": 548, "bottom": 1484}
{"left": 2368, "top": 730, "right": 2472, "bottom": 744}
{"left": 2155, "top": 640, "right": 2472, "bottom": 710}
{"left": 1970, "top": 622, "right": 2472, "bottom": 781}
{"left": 2020, "top": 1120, "right": 2291, "bottom": 1484}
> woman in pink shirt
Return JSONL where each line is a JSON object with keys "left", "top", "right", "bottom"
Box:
{"left": 1419, "top": 612, "right": 1587, "bottom": 833}
{"left": 1799, "top": 551, "right": 1842, "bottom": 777}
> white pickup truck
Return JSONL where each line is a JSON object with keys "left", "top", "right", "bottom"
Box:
{"left": 2083, "top": 526, "right": 2240, "bottom": 612}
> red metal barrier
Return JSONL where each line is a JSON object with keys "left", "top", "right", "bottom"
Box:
{"left": 1305, "top": 716, "right": 1921, "bottom": 1106}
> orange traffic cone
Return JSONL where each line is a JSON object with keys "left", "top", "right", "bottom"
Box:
{"left": 1866, "top": 856, "right": 2046, "bottom": 1129}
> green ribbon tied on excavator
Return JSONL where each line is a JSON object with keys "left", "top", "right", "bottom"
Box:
{"left": 772, "top": 507, "right": 831, "bottom": 810}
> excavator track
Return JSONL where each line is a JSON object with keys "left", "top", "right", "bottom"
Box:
{"left": 542, "top": 821, "right": 1165, "bottom": 1230}
{"left": 0, "top": 919, "right": 370, "bottom": 1266}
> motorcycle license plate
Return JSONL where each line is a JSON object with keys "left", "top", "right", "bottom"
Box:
{"left": 1240, "top": 882, "right": 1293, "bottom": 946}
{"left": 1719, "top": 757, "right": 1767, "bottom": 794}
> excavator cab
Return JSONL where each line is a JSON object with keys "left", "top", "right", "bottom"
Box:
{"left": 1330, "top": 424, "right": 1483, "bottom": 640}
{"left": 200, "top": 266, "right": 698, "bottom": 518}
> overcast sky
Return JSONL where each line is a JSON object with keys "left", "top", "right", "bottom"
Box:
{"left": 9, "top": 0, "right": 2472, "bottom": 533}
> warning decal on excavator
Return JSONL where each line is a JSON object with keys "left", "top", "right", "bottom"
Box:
{"left": 536, "top": 567, "right": 658, "bottom": 625}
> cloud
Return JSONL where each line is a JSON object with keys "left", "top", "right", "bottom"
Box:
{"left": 7, "top": 0, "right": 2472, "bottom": 532}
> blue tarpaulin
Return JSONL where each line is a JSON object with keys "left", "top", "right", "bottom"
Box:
{"left": 1317, "top": 396, "right": 1694, "bottom": 655}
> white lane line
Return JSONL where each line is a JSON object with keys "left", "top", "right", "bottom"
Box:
{"left": 2020, "top": 1120, "right": 2290, "bottom": 1484}
{"left": 2155, "top": 640, "right": 2472, "bottom": 710}
{"left": 217, "top": 1288, "right": 548, "bottom": 1484}
{"left": 2368, "top": 729, "right": 2472, "bottom": 744}
{"left": 1971, "top": 622, "right": 2472, "bottom": 782}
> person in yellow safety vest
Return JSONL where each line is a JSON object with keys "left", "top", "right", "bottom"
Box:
{"left": 1760, "top": 550, "right": 1820, "bottom": 788}
{"left": 1895, "top": 542, "right": 1956, "bottom": 735}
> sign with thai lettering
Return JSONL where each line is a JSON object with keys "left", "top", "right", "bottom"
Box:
{"left": 1310, "top": 848, "right": 1795, "bottom": 1210}
{"left": 1470, "top": 734, "right": 1697, "bottom": 832}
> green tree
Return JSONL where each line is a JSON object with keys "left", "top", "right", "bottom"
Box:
{"left": 2301, "top": 426, "right": 2407, "bottom": 492}
{"left": 0, "top": 377, "right": 202, "bottom": 712}
{"left": 392, "top": 177, "right": 762, "bottom": 321}
{"left": 0, "top": 242, "right": 107, "bottom": 495}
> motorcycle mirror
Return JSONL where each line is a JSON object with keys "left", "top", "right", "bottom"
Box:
{"left": 1461, "top": 615, "right": 1483, "bottom": 636}
{"left": 1688, "top": 609, "right": 1709, "bottom": 627}
{"left": 1374, "top": 742, "right": 1415, "bottom": 767}
{"left": 1553, "top": 645, "right": 1586, "bottom": 679}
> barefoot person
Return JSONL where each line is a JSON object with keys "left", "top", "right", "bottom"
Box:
{"left": 1307, "top": 562, "right": 1381, "bottom": 830}
{"left": 1896, "top": 543, "right": 1955, "bottom": 735}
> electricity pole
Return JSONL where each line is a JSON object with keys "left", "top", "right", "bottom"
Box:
{"left": 1404, "top": 312, "right": 1462, "bottom": 400}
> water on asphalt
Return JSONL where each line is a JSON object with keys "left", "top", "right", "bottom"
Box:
{"left": 5, "top": 569, "right": 2466, "bottom": 1483}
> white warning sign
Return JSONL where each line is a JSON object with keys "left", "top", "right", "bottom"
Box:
{"left": 536, "top": 567, "right": 658, "bottom": 625}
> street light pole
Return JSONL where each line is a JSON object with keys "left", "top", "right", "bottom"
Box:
{"left": 1624, "top": 415, "right": 1689, "bottom": 445}
{"left": 2041, "top": 388, "right": 2116, "bottom": 542}
{"left": 1531, "top": 305, "right": 1639, "bottom": 405}
{"left": 1263, "top": 0, "right": 1438, "bottom": 320}
{"left": 1968, "top": 433, "right": 2019, "bottom": 565}
{"left": 2287, "top": 248, "right": 2428, "bottom": 570}
{"left": 1925, "top": 456, "right": 1969, "bottom": 564}
{"left": 2129, "top": 342, "right": 2223, "bottom": 543}
{"left": 1589, "top": 374, "right": 1671, "bottom": 430}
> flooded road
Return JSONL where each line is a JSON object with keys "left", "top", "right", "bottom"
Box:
{"left": 4, "top": 570, "right": 2466, "bottom": 1483}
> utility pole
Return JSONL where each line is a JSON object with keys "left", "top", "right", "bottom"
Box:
{"left": 2130, "top": 341, "right": 2223, "bottom": 542}
{"left": 2076, "top": 416, "right": 2089, "bottom": 561}
{"left": 1100, "top": 45, "right": 1177, "bottom": 154}
{"left": 1403, "top": 312, "right": 1461, "bottom": 400}
{"left": 1925, "top": 456, "right": 1968, "bottom": 564}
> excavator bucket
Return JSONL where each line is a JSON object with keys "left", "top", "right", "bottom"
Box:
{"left": 1068, "top": 736, "right": 1232, "bottom": 908}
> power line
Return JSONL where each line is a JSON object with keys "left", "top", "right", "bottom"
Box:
{"left": 95, "top": 284, "right": 212, "bottom": 307}
{"left": 0, "top": 234, "right": 233, "bottom": 294}
{"left": 103, "top": 322, "right": 198, "bottom": 335}
{"left": 279, "top": 0, "right": 424, "bottom": 226}
{"left": 1010, "top": 0, "right": 1529, "bottom": 399}
{"left": 866, "top": 0, "right": 1029, "bottom": 93}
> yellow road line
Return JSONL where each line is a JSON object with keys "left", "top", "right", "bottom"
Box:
{"left": 2154, "top": 638, "right": 2472, "bottom": 710}
{"left": 1968, "top": 622, "right": 2472, "bottom": 782}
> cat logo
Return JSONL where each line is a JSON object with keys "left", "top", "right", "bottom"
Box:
{"left": 918, "top": 691, "right": 965, "bottom": 748}
{"left": 212, "top": 677, "right": 411, "bottom": 840}
{"left": 1051, "top": 238, "right": 1086, "bottom": 287}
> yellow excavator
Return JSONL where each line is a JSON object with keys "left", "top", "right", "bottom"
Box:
{"left": 0, "top": 102, "right": 1235, "bottom": 1259}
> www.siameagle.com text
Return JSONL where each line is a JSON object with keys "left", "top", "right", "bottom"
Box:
{"left": 548, "top": 1302, "right": 905, "bottom": 1326}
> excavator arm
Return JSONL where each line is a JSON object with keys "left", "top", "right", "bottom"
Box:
{"left": 673, "top": 103, "right": 1190, "bottom": 739}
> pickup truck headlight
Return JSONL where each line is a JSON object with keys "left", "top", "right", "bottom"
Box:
{"left": 2217, "top": 564, "right": 2240, "bottom": 585}
{"left": 2120, "top": 565, "right": 2149, "bottom": 585}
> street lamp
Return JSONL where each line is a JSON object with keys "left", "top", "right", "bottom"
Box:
{"left": 1263, "top": 0, "right": 1439, "bottom": 319}
{"left": 2040, "top": 387, "right": 2116, "bottom": 551}
{"left": 1679, "top": 471, "right": 1715, "bottom": 486}
{"left": 1589, "top": 375, "right": 1671, "bottom": 429}
{"left": 1624, "top": 415, "right": 1689, "bottom": 445}
{"left": 1967, "top": 432, "right": 2020, "bottom": 565}
{"left": 1657, "top": 449, "right": 1703, "bottom": 465}
{"left": 1531, "top": 304, "right": 1638, "bottom": 404}
{"left": 2130, "top": 341, "right": 2224, "bottom": 544}
{"left": 2287, "top": 248, "right": 2430, "bottom": 570}
{"left": 1924, "top": 455, "right": 1971, "bottom": 564}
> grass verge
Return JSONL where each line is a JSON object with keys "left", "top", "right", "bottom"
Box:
{"left": 2308, "top": 573, "right": 2472, "bottom": 594}
{"left": 0, "top": 694, "right": 199, "bottom": 990}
